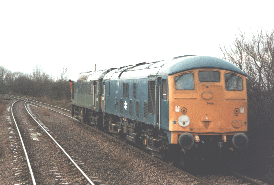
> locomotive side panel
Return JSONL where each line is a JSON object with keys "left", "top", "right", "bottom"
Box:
{"left": 72, "top": 82, "right": 86, "bottom": 108}
{"left": 105, "top": 78, "right": 162, "bottom": 125}
{"left": 72, "top": 81, "right": 97, "bottom": 110}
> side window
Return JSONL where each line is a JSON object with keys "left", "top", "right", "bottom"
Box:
{"left": 225, "top": 73, "right": 243, "bottom": 91}
{"left": 175, "top": 73, "right": 194, "bottom": 90}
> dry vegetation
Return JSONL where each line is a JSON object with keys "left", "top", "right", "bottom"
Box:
{"left": 0, "top": 97, "right": 8, "bottom": 161}
{"left": 221, "top": 29, "right": 274, "bottom": 128}
{"left": 0, "top": 98, "right": 7, "bottom": 115}
{"left": 221, "top": 29, "right": 274, "bottom": 183}
{"left": 39, "top": 107, "right": 51, "bottom": 116}
{"left": 0, "top": 66, "right": 71, "bottom": 109}
{"left": 36, "top": 95, "right": 71, "bottom": 110}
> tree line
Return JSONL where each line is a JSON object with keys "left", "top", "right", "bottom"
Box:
{"left": 0, "top": 66, "right": 70, "bottom": 101}
{"left": 0, "top": 30, "right": 273, "bottom": 126}
{"left": 221, "top": 29, "right": 274, "bottom": 128}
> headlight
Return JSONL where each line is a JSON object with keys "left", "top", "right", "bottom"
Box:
{"left": 178, "top": 115, "right": 190, "bottom": 127}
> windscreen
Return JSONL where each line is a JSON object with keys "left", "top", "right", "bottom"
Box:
{"left": 175, "top": 73, "right": 194, "bottom": 90}
{"left": 225, "top": 73, "right": 243, "bottom": 91}
{"left": 199, "top": 71, "right": 220, "bottom": 82}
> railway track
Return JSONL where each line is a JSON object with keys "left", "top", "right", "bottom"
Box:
{"left": 9, "top": 95, "right": 269, "bottom": 184}
{"left": 10, "top": 100, "right": 100, "bottom": 184}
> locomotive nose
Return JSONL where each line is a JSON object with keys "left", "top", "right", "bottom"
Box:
{"left": 232, "top": 133, "right": 248, "bottom": 149}
{"left": 178, "top": 133, "right": 194, "bottom": 150}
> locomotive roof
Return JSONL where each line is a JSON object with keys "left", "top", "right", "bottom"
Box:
{"left": 111, "top": 56, "right": 245, "bottom": 80}
{"left": 77, "top": 56, "right": 245, "bottom": 81}
{"left": 78, "top": 68, "right": 116, "bottom": 81}
{"left": 158, "top": 56, "right": 246, "bottom": 76}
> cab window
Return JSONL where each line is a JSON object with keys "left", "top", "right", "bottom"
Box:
{"left": 199, "top": 71, "right": 220, "bottom": 82}
{"left": 225, "top": 73, "right": 243, "bottom": 91}
{"left": 175, "top": 73, "right": 194, "bottom": 90}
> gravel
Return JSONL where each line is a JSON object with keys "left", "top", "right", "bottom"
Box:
{"left": 12, "top": 101, "right": 92, "bottom": 184}
{"left": 29, "top": 103, "right": 204, "bottom": 185}
{"left": 0, "top": 99, "right": 29, "bottom": 184}
{"left": 1, "top": 96, "right": 270, "bottom": 184}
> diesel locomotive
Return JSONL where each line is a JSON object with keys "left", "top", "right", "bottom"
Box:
{"left": 70, "top": 55, "right": 248, "bottom": 164}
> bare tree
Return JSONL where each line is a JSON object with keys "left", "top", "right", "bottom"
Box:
{"left": 0, "top": 66, "right": 8, "bottom": 93}
{"left": 221, "top": 29, "right": 274, "bottom": 91}
{"left": 30, "top": 65, "right": 53, "bottom": 97}
{"left": 60, "top": 67, "right": 68, "bottom": 81}
{"left": 221, "top": 29, "right": 274, "bottom": 127}
{"left": 77, "top": 75, "right": 88, "bottom": 82}
{"left": 32, "top": 65, "right": 51, "bottom": 82}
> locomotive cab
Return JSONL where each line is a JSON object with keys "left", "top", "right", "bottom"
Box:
{"left": 168, "top": 67, "right": 248, "bottom": 159}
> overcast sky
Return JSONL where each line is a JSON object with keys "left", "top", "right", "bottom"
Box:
{"left": 0, "top": 0, "right": 273, "bottom": 80}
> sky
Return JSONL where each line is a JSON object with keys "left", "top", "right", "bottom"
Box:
{"left": 0, "top": 0, "right": 273, "bottom": 81}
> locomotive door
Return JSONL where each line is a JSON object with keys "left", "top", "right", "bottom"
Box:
{"left": 102, "top": 82, "right": 106, "bottom": 111}
{"left": 94, "top": 81, "right": 97, "bottom": 107}
{"left": 148, "top": 78, "right": 162, "bottom": 129}
{"left": 115, "top": 81, "right": 119, "bottom": 115}
{"left": 94, "top": 79, "right": 102, "bottom": 111}
{"left": 156, "top": 77, "right": 162, "bottom": 129}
